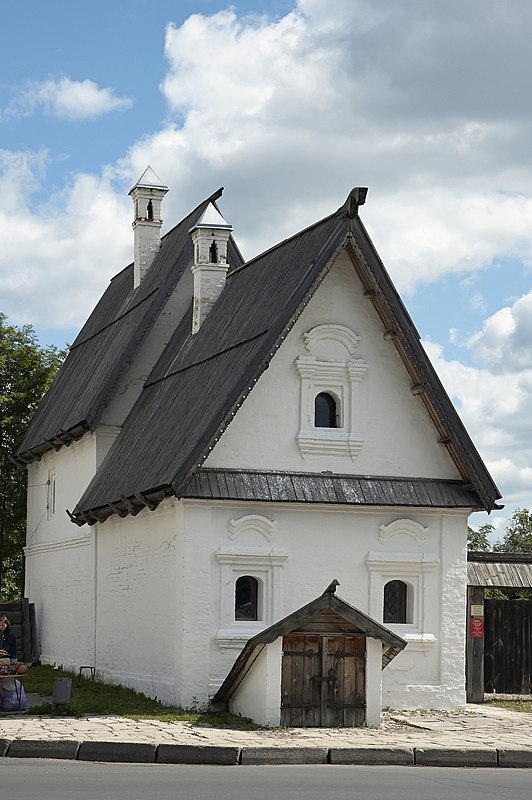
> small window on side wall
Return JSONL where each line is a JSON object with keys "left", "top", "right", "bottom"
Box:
{"left": 383, "top": 579, "right": 408, "bottom": 624}
{"left": 235, "top": 576, "right": 259, "bottom": 621}
{"left": 314, "top": 392, "right": 339, "bottom": 428}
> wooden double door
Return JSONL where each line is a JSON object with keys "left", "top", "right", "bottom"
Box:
{"left": 280, "top": 633, "right": 365, "bottom": 727}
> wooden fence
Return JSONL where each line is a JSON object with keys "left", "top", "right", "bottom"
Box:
{"left": 484, "top": 599, "right": 531, "bottom": 694}
{"left": 0, "top": 599, "right": 38, "bottom": 663}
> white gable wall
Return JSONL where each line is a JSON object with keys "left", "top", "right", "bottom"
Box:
{"left": 91, "top": 498, "right": 183, "bottom": 704}
{"left": 205, "top": 251, "right": 460, "bottom": 479}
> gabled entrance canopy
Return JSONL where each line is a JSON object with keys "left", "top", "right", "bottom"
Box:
{"left": 214, "top": 581, "right": 406, "bottom": 707}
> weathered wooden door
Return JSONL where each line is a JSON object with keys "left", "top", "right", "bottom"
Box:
{"left": 484, "top": 599, "right": 531, "bottom": 694}
{"left": 280, "top": 633, "right": 365, "bottom": 727}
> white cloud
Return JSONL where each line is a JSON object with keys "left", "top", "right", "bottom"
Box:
{"left": 3, "top": 77, "right": 133, "bottom": 121}
{"left": 110, "top": 1, "right": 532, "bottom": 285}
{"left": 0, "top": 152, "right": 131, "bottom": 329}
{"left": 2, "top": 0, "right": 532, "bottom": 519}
{"left": 468, "top": 292, "right": 532, "bottom": 373}
{"left": 424, "top": 338, "right": 532, "bottom": 520}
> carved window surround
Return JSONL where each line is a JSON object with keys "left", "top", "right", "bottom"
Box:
{"left": 296, "top": 325, "right": 367, "bottom": 460}
{"left": 366, "top": 550, "right": 439, "bottom": 650}
{"left": 216, "top": 546, "right": 287, "bottom": 650}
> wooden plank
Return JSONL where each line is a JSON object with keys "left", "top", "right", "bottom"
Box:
{"left": 302, "top": 635, "right": 321, "bottom": 727}
{"left": 29, "top": 603, "right": 38, "bottom": 659}
{"left": 466, "top": 586, "right": 485, "bottom": 702}
{"left": 280, "top": 635, "right": 292, "bottom": 726}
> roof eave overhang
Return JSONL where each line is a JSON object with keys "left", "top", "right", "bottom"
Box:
{"left": 343, "top": 229, "right": 502, "bottom": 513}
{"left": 12, "top": 422, "right": 90, "bottom": 466}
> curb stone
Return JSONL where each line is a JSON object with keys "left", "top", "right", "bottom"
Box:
{"left": 157, "top": 744, "right": 240, "bottom": 765}
{"left": 241, "top": 747, "right": 328, "bottom": 765}
{"left": 77, "top": 741, "right": 157, "bottom": 763}
{"left": 0, "top": 739, "right": 9, "bottom": 757}
{"left": 7, "top": 739, "right": 80, "bottom": 759}
{"left": 414, "top": 747, "right": 498, "bottom": 768}
{"left": 498, "top": 749, "right": 532, "bottom": 768}
{"left": 330, "top": 747, "right": 414, "bottom": 765}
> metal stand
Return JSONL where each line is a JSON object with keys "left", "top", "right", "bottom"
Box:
{"left": 78, "top": 666, "right": 96, "bottom": 685}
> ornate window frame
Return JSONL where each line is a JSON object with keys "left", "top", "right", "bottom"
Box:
{"left": 296, "top": 324, "right": 367, "bottom": 460}
{"left": 216, "top": 545, "right": 288, "bottom": 650}
{"left": 366, "top": 550, "right": 439, "bottom": 651}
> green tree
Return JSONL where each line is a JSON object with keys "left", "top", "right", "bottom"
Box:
{"left": 494, "top": 508, "right": 532, "bottom": 553}
{"left": 467, "top": 523, "right": 493, "bottom": 551}
{"left": 0, "top": 313, "right": 65, "bottom": 599}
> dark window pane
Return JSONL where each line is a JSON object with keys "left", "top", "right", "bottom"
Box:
{"left": 384, "top": 580, "right": 407, "bottom": 623}
{"left": 235, "top": 576, "right": 258, "bottom": 620}
{"left": 315, "top": 392, "right": 338, "bottom": 428}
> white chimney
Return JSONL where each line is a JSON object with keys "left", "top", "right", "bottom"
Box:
{"left": 190, "top": 203, "right": 233, "bottom": 333}
{"left": 129, "top": 166, "right": 169, "bottom": 288}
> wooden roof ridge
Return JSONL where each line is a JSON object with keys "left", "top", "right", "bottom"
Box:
{"left": 213, "top": 584, "right": 407, "bottom": 706}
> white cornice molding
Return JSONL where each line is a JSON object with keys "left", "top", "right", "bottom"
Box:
{"left": 366, "top": 551, "right": 439, "bottom": 572}
{"left": 25, "top": 533, "right": 91, "bottom": 557}
{"left": 216, "top": 546, "right": 288, "bottom": 567}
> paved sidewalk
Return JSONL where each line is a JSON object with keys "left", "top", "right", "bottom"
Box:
{"left": 0, "top": 703, "right": 531, "bottom": 766}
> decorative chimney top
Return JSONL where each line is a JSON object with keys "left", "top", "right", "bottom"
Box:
{"left": 129, "top": 167, "right": 169, "bottom": 288}
{"left": 189, "top": 201, "right": 233, "bottom": 334}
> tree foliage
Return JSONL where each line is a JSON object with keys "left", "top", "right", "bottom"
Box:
{"left": 0, "top": 313, "right": 65, "bottom": 599}
{"left": 467, "top": 523, "right": 493, "bottom": 551}
{"left": 493, "top": 508, "right": 532, "bottom": 553}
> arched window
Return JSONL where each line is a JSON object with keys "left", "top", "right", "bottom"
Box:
{"left": 235, "top": 576, "right": 259, "bottom": 620}
{"left": 383, "top": 580, "right": 408, "bottom": 624}
{"left": 209, "top": 240, "right": 218, "bottom": 263}
{"left": 314, "top": 392, "right": 338, "bottom": 428}
{"left": 146, "top": 199, "right": 154, "bottom": 220}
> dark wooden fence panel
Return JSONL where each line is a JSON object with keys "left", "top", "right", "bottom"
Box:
{"left": 484, "top": 599, "right": 531, "bottom": 694}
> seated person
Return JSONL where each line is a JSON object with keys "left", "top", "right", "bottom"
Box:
{"left": 0, "top": 615, "right": 16, "bottom": 660}
{"left": 0, "top": 616, "right": 27, "bottom": 674}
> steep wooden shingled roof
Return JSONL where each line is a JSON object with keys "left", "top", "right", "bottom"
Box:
{"left": 13, "top": 190, "right": 243, "bottom": 464}
{"left": 213, "top": 583, "right": 407, "bottom": 707}
{"left": 68, "top": 188, "right": 501, "bottom": 525}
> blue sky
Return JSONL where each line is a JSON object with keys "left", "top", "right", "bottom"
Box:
{"left": 2, "top": 1, "right": 532, "bottom": 540}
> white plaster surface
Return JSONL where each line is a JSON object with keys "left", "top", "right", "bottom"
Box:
{"left": 205, "top": 252, "right": 461, "bottom": 480}
{"left": 229, "top": 639, "right": 282, "bottom": 727}
{"left": 365, "top": 637, "right": 382, "bottom": 727}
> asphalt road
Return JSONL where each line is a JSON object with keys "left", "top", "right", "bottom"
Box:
{"left": 0, "top": 762, "right": 530, "bottom": 800}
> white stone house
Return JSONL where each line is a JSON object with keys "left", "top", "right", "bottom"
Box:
{"left": 15, "top": 169, "right": 502, "bottom": 725}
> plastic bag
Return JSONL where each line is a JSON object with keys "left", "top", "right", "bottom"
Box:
{"left": 0, "top": 681, "right": 27, "bottom": 711}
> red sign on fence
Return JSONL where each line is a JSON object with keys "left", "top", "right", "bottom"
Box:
{"left": 470, "top": 617, "right": 484, "bottom": 638}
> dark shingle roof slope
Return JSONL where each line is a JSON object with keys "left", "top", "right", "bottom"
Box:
{"left": 70, "top": 189, "right": 502, "bottom": 524}
{"left": 14, "top": 190, "right": 242, "bottom": 463}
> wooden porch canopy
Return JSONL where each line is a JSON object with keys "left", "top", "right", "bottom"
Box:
{"left": 213, "top": 581, "right": 406, "bottom": 706}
